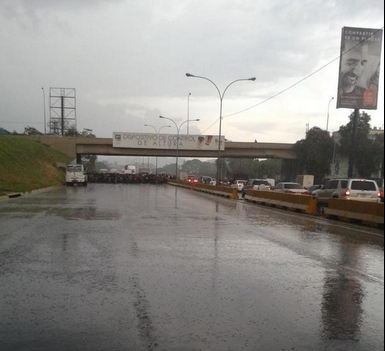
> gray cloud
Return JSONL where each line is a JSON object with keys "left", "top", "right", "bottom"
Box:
{"left": 0, "top": 0, "right": 383, "bottom": 142}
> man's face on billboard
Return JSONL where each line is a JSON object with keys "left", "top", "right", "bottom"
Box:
{"left": 340, "top": 44, "right": 368, "bottom": 93}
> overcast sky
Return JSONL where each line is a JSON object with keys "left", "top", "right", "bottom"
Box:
{"left": 1, "top": 0, "right": 384, "bottom": 144}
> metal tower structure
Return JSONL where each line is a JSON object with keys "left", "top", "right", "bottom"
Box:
{"left": 49, "top": 88, "right": 77, "bottom": 136}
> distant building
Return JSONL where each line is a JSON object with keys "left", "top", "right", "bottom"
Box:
{"left": 368, "top": 127, "right": 384, "bottom": 140}
{"left": 0, "top": 127, "right": 10, "bottom": 136}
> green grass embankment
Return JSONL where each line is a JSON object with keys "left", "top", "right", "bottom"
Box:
{"left": 0, "top": 136, "right": 71, "bottom": 194}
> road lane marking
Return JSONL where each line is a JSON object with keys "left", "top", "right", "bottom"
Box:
{"left": 340, "top": 265, "right": 385, "bottom": 285}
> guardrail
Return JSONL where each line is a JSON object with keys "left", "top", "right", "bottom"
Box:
{"left": 325, "top": 199, "right": 384, "bottom": 228}
{"left": 168, "top": 180, "right": 238, "bottom": 199}
{"left": 244, "top": 190, "right": 318, "bottom": 215}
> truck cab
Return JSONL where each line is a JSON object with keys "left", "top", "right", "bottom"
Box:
{"left": 66, "top": 164, "right": 88, "bottom": 186}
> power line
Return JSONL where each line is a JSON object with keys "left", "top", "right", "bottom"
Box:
{"left": 199, "top": 26, "right": 384, "bottom": 134}
{"left": 224, "top": 27, "right": 384, "bottom": 119}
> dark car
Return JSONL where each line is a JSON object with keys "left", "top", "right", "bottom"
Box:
{"left": 218, "top": 179, "right": 231, "bottom": 187}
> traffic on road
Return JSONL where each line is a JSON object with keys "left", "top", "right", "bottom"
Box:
{"left": 0, "top": 184, "right": 383, "bottom": 351}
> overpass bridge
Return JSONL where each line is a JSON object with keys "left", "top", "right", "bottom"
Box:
{"left": 25, "top": 136, "right": 297, "bottom": 161}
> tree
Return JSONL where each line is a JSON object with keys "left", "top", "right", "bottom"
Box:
{"left": 24, "top": 126, "right": 43, "bottom": 136}
{"left": 227, "top": 158, "right": 282, "bottom": 180}
{"left": 65, "top": 126, "right": 80, "bottom": 137}
{"left": 294, "top": 127, "right": 334, "bottom": 183}
{"left": 158, "top": 163, "right": 178, "bottom": 176}
{"left": 64, "top": 127, "right": 97, "bottom": 170}
{"left": 64, "top": 127, "right": 95, "bottom": 138}
{"left": 181, "top": 159, "right": 217, "bottom": 177}
{"left": 338, "top": 111, "right": 383, "bottom": 178}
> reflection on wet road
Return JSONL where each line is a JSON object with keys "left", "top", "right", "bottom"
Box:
{"left": 0, "top": 184, "right": 383, "bottom": 351}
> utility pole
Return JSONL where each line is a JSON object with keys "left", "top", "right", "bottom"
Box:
{"left": 348, "top": 109, "right": 359, "bottom": 178}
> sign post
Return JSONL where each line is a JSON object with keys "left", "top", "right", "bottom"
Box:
{"left": 337, "top": 27, "right": 383, "bottom": 177}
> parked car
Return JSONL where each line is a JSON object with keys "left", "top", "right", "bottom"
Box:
{"left": 274, "top": 182, "right": 309, "bottom": 195}
{"left": 307, "top": 184, "right": 324, "bottom": 195}
{"left": 242, "top": 179, "right": 272, "bottom": 198}
{"left": 231, "top": 180, "right": 248, "bottom": 192}
{"left": 316, "top": 179, "right": 381, "bottom": 204}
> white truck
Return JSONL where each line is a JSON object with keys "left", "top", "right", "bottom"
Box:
{"left": 66, "top": 164, "right": 88, "bottom": 186}
{"left": 296, "top": 175, "right": 314, "bottom": 189}
{"left": 123, "top": 165, "right": 136, "bottom": 175}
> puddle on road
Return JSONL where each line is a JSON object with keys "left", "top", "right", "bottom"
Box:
{"left": 0, "top": 206, "right": 121, "bottom": 221}
{"left": 9, "top": 197, "right": 97, "bottom": 206}
{"left": 50, "top": 208, "right": 121, "bottom": 221}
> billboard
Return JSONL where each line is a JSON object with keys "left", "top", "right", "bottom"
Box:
{"left": 337, "top": 27, "right": 383, "bottom": 110}
{"left": 113, "top": 132, "right": 226, "bottom": 151}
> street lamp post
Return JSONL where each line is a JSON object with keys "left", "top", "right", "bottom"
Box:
{"left": 159, "top": 116, "right": 200, "bottom": 179}
{"left": 144, "top": 124, "right": 172, "bottom": 175}
{"left": 187, "top": 93, "right": 192, "bottom": 136}
{"left": 326, "top": 97, "right": 335, "bottom": 132}
{"left": 186, "top": 73, "right": 256, "bottom": 183}
{"left": 41, "top": 87, "right": 47, "bottom": 134}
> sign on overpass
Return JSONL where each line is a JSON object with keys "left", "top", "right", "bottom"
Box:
{"left": 113, "top": 132, "right": 225, "bottom": 151}
{"left": 24, "top": 136, "right": 297, "bottom": 160}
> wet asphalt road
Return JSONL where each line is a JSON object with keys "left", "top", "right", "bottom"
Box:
{"left": 0, "top": 184, "right": 384, "bottom": 351}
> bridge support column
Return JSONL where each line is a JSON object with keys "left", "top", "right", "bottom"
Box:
{"left": 281, "top": 159, "right": 298, "bottom": 182}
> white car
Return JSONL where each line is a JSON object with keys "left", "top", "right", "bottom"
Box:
{"left": 316, "top": 179, "right": 380, "bottom": 204}
{"left": 232, "top": 180, "right": 247, "bottom": 192}
{"left": 201, "top": 176, "right": 216, "bottom": 186}
{"left": 274, "top": 182, "right": 309, "bottom": 195}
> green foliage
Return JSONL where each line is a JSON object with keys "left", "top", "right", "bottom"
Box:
{"left": 294, "top": 127, "right": 334, "bottom": 183}
{"left": 158, "top": 163, "right": 178, "bottom": 176}
{"left": 339, "top": 111, "right": 371, "bottom": 156}
{"left": 64, "top": 127, "right": 97, "bottom": 170}
{"left": 338, "top": 112, "right": 383, "bottom": 178}
{"left": 65, "top": 126, "right": 96, "bottom": 138}
{"left": 24, "top": 126, "right": 43, "bottom": 136}
{"left": 0, "top": 136, "right": 71, "bottom": 193}
{"left": 181, "top": 159, "right": 216, "bottom": 177}
{"left": 227, "top": 158, "right": 282, "bottom": 180}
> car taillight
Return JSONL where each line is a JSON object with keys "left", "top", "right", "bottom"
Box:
{"left": 303, "top": 192, "right": 309, "bottom": 195}
{"left": 344, "top": 189, "right": 351, "bottom": 197}
{"left": 378, "top": 192, "right": 382, "bottom": 198}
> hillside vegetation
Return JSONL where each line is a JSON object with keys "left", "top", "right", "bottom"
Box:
{"left": 0, "top": 136, "right": 71, "bottom": 194}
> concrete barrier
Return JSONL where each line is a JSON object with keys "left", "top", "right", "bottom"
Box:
{"left": 244, "top": 190, "right": 318, "bottom": 215}
{"left": 167, "top": 180, "right": 193, "bottom": 190}
{"left": 168, "top": 181, "right": 238, "bottom": 199}
{"left": 325, "top": 199, "right": 384, "bottom": 227}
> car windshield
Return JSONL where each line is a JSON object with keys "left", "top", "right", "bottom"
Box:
{"left": 253, "top": 181, "right": 269, "bottom": 185}
{"left": 351, "top": 181, "right": 377, "bottom": 191}
{"left": 67, "top": 166, "right": 83, "bottom": 172}
{"left": 284, "top": 184, "right": 303, "bottom": 190}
